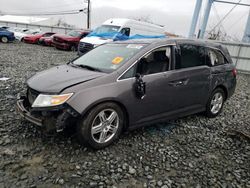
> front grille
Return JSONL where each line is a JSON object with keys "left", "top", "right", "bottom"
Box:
{"left": 27, "top": 88, "right": 40, "bottom": 105}
{"left": 79, "top": 42, "right": 93, "bottom": 53}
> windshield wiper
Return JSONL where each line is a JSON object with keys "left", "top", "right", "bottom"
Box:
{"left": 75, "top": 64, "right": 102, "bottom": 72}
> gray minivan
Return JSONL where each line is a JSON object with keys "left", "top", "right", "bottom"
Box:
{"left": 17, "top": 38, "right": 237, "bottom": 149}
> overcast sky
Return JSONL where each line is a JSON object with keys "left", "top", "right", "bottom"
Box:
{"left": 0, "top": 0, "right": 249, "bottom": 40}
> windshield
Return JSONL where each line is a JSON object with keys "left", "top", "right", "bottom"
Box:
{"left": 68, "top": 30, "right": 81, "bottom": 37}
{"left": 72, "top": 43, "right": 146, "bottom": 73}
{"left": 93, "top": 25, "right": 120, "bottom": 34}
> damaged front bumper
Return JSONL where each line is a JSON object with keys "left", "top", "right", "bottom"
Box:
{"left": 16, "top": 95, "right": 80, "bottom": 132}
{"left": 17, "top": 97, "right": 43, "bottom": 126}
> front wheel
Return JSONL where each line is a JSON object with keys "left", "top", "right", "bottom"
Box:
{"left": 205, "top": 88, "right": 225, "bottom": 118}
{"left": 1, "top": 36, "right": 8, "bottom": 43}
{"left": 70, "top": 45, "right": 77, "bottom": 52}
{"left": 77, "top": 102, "right": 125, "bottom": 149}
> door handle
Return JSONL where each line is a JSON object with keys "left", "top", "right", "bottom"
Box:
{"left": 168, "top": 79, "right": 188, "bottom": 87}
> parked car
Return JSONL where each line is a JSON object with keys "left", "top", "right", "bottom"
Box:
{"left": 0, "top": 26, "right": 10, "bottom": 30}
{"left": 16, "top": 38, "right": 236, "bottom": 149}
{"left": 52, "top": 30, "right": 90, "bottom": 51}
{"left": 39, "top": 34, "right": 56, "bottom": 46}
{"left": 23, "top": 32, "right": 56, "bottom": 44}
{"left": 78, "top": 18, "right": 165, "bottom": 55}
{"left": 0, "top": 28, "right": 15, "bottom": 43}
{"left": 14, "top": 29, "right": 41, "bottom": 41}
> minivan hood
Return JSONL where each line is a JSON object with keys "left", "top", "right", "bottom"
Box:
{"left": 27, "top": 65, "right": 106, "bottom": 93}
{"left": 80, "top": 36, "right": 113, "bottom": 45}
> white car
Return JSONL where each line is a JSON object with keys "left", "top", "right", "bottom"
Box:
{"left": 8, "top": 27, "right": 41, "bottom": 41}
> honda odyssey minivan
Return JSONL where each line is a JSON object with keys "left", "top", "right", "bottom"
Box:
{"left": 17, "top": 38, "right": 236, "bottom": 149}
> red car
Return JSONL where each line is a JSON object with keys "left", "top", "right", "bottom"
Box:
{"left": 52, "top": 30, "right": 90, "bottom": 51}
{"left": 39, "top": 34, "right": 56, "bottom": 46}
{"left": 23, "top": 32, "right": 56, "bottom": 44}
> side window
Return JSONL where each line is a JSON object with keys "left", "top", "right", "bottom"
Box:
{"left": 119, "top": 46, "right": 171, "bottom": 79}
{"left": 120, "top": 65, "right": 136, "bottom": 80}
{"left": 137, "top": 46, "right": 171, "bottom": 75}
{"left": 175, "top": 44, "right": 208, "bottom": 69}
{"left": 120, "top": 28, "right": 130, "bottom": 36}
{"left": 208, "top": 49, "right": 225, "bottom": 66}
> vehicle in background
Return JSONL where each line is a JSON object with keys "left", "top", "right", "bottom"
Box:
{"left": 16, "top": 38, "right": 236, "bottom": 149}
{"left": 52, "top": 30, "right": 91, "bottom": 51}
{"left": 7, "top": 27, "right": 29, "bottom": 40}
{"left": 39, "top": 34, "right": 56, "bottom": 46}
{"left": 78, "top": 18, "right": 165, "bottom": 55}
{"left": 14, "top": 29, "right": 41, "bottom": 41}
{"left": 0, "top": 26, "right": 10, "bottom": 30}
{"left": 23, "top": 32, "right": 55, "bottom": 44}
{"left": 0, "top": 28, "right": 15, "bottom": 43}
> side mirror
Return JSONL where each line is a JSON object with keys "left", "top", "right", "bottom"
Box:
{"left": 134, "top": 73, "right": 146, "bottom": 99}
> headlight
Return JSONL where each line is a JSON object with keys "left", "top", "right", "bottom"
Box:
{"left": 32, "top": 93, "right": 73, "bottom": 107}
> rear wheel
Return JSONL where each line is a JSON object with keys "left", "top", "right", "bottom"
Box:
{"left": 77, "top": 102, "right": 125, "bottom": 149}
{"left": 205, "top": 88, "right": 225, "bottom": 118}
{"left": 1, "top": 36, "right": 8, "bottom": 43}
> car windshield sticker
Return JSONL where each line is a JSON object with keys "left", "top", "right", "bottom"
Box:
{"left": 112, "top": 57, "right": 124, "bottom": 64}
{"left": 126, "top": 44, "right": 143, "bottom": 49}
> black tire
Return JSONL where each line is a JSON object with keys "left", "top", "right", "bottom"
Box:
{"left": 70, "top": 45, "right": 77, "bottom": 52}
{"left": 1, "top": 36, "right": 8, "bottom": 43}
{"left": 205, "top": 88, "right": 225, "bottom": 118}
{"left": 77, "top": 102, "right": 125, "bottom": 149}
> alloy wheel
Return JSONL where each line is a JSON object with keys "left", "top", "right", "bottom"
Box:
{"left": 210, "top": 92, "right": 223, "bottom": 114}
{"left": 91, "top": 109, "right": 119, "bottom": 144}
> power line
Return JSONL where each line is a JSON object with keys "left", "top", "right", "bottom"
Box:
{"left": 212, "top": 5, "right": 227, "bottom": 33}
{"left": 4, "top": 0, "right": 84, "bottom": 12}
{"left": 1, "top": 9, "right": 87, "bottom": 16}
{"left": 210, "top": 0, "right": 242, "bottom": 32}
{"left": 227, "top": 10, "right": 249, "bottom": 31}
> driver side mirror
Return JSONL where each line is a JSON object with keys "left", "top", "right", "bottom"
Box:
{"left": 134, "top": 73, "right": 146, "bottom": 99}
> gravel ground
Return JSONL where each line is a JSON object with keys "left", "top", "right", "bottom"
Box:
{"left": 0, "top": 42, "right": 250, "bottom": 188}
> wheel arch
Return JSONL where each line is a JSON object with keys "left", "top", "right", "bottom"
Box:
{"left": 81, "top": 99, "right": 130, "bottom": 130}
{"left": 214, "top": 84, "right": 228, "bottom": 100}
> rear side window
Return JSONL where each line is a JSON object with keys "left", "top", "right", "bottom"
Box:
{"left": 208, "top": 49, "right": 225, "bottom": 66}
{"left": 175, "top": 44, "right": 208, "bottom": 69}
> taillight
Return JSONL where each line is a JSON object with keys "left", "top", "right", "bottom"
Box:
{"left": 232, "top": 68, "right": 237, "bottom": 77}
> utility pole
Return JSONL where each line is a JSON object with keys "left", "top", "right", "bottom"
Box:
{"left": 189, "top": 0, "right": 203, "bottom": 38}
{"left": 242, "top": 9, "right": 250, "bottom": 43}
{"left": 87, "top": 0, "right": 91, "bottom": 29}
{"left": 199, "top": 0, "right": 214, "bottom": 39}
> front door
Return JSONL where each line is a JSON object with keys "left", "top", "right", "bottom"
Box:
{"left": 118, "top": 46, "right": 177, "bottom": 124}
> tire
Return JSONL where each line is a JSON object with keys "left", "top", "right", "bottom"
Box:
{"left": 1, "top": 36, "right": 8, "bottom": 43}
{"left": 70, "top": 45, "right": 77, "bottom": 52}
{"left": 77, "top": 102, "right": 125, "bottom": 149}
{"left": 205, "top": 88, "right": 225, "bottom": 118}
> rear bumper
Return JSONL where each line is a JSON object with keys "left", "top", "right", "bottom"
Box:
{"left": 16, "top": 98, "right": 43, "bottom": 126}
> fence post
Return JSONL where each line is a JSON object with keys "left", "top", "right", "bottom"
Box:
{"left": 235, "top": 44, "right": 242, "bottom": 67}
